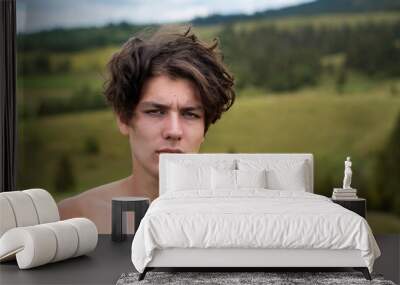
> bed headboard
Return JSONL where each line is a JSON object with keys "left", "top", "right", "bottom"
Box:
{"left": 159, "top": 153, "right": 314, "bottom": 195}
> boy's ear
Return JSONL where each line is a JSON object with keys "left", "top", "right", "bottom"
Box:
{"left": 116, "top": 116, "right": 130, "bottom": 136}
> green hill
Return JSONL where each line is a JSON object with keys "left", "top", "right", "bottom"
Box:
{"left": 192, "top": 0, "right": 400, "bottom": 25}
{"left": 17, "top": 0, "right": 400, "bottom": 53}
{"left": 18, "top": 91, "right": 400, "bottom": 198}
{"left": 17, "top": 91, "right": 400, "bottom": 232}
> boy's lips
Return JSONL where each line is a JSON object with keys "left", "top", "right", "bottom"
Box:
{"left": 156, "top": 148, "right": 183, "bottom": 154}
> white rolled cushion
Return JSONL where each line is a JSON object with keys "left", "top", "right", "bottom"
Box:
{"left": 0, "top": 226, "right": 57, "bottom": 269}
{"left": 42, "top": 221, "right": 79, "bottom": 262}
{"left": 238, "top": 159, "right": 308, "bottom": 191}
{"left": 1, "top": 191, "right": 39, "bottom": 227}
{"left": 64, "top": 218, "right": 98, "bottom": 257}
{"left": 236, "top": 169, "right": 267, "bottom": 188}
{"left": 0, "top": 218, "right": 98, "bottom": 269}
{"left": 167, "top": 162, "right": 211, "bottom": 191}
{"left": 23, "top": 189, "right": 60, "bottom": 223}
{"left": 211, "top": 168, "right": 236, "bottom": 190}
{"left": 0, "top": 196, "right": 17, "bottom": 237}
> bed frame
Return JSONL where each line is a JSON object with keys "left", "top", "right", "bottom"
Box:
{"left": 141, "top": 248, "right": 371, "bottom": 280}
{"left": 139, "top": 154, "right": 371, "bottom": 280}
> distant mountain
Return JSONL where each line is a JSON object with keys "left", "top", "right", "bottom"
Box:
{"left": 192, "top": 0, "right": 400, "bottom": 25}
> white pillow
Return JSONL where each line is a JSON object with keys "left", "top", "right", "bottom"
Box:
{"left": 236, "top": 169, "right": 267, "bottom": 189}
{"left": 211, "top": 168, "right": 236, "bottom": 190}
{"left": 167, "top": 162, "right": 211, "bottom": 191}
{"left": 238, "top": 159, "right": 308, "bottom": 191}
{"left": 266, "top": 168, "right": 307, "bottom": 191}
{"left": 211, "top": 169, "right": 268, "bottom": 190}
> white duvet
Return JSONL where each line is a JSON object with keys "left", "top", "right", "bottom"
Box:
{"left": 131, "top": 190, "right": 380, "bottom": 273}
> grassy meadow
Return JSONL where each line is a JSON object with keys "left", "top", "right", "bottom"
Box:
{"left": 17, "top": 80, "right": 400, "bottom": 232}
{"left": 16, "top": 12, "right": 400, "bottom": 233}
{"left": 23, "top": 86, "right": 400, "bottom": 196}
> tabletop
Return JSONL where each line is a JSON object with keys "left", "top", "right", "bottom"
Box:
{"left": 1, "top": 234, "right": 398, "bottom": 285}
{"left": 0, "top": 235, "right": 134, "bottom": 285}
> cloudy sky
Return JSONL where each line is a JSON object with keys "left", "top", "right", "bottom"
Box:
{"left": 17, "top": 0, "right": 313, "bottom": 33}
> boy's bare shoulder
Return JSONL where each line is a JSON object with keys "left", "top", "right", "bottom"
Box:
{"left": 58, "top": 179, "right": 126, "bottom": 219}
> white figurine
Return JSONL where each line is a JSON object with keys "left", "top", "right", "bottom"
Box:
{"left": 342, "top": 156, "right": 352, "bottom": 189}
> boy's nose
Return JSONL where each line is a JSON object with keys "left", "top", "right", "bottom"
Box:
{"left": 162, "top": 113, "right": 183, "bottom": 141}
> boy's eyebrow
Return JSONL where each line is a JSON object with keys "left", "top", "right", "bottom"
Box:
{"left": 139, "top": 101, "right": 203, "bottom": 111}
{"left": 181, "top": 106, "right": 204, "bottom": 112}
{"left": 139, "top": 102, "right": 168, "bottom": 109}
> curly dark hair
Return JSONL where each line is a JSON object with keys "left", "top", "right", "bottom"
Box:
{"left": 104, "top": 26, "right": 235, "bottom": 133}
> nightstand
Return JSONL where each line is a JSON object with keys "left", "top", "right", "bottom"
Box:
{"left": 331, "top": 198, "right": 366, "bottom": 218}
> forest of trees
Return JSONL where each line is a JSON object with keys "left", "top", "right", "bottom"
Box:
{"left": 18, "top": 22, "right": 144, "bottom": 53}
{"left": 219, "top": 21, "right": 400, "bottom": 91}
{"left": 17, "top": 20, "right": 400, "bottom": 119}
{"left": 18, "top": 21, "right": 400, "bottom": 91}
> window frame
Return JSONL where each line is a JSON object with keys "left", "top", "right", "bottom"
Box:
{"left": 0, "top": 0, "right": 17, "bottom": 192}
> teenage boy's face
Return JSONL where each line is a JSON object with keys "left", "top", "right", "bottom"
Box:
{"left": 118, "top": 75, "right": 205, "bottom": 178}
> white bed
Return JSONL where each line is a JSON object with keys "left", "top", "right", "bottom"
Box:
{"left": 131, "top": 153, "right": 380, "bottom": 280}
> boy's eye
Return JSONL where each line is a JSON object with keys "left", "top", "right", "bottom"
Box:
{"left": 145, "top": 109, "right": 165, "bottom": 115}
{"left": 182, "top": 112, "right": 201, "bottom": 119}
